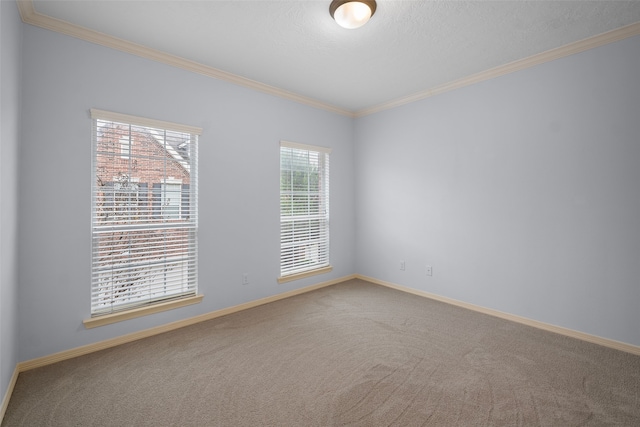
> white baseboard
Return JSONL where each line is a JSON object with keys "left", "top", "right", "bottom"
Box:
{"left": 5, "top": 272, "right": 637, "bottom": 424}
{"left": 17, "top": 274, "right": 356, "bottom": 372}
{"left": 356, "top": 274, "right": 640, "bottom": 356}
{"left": 0, "top": 366, "right": 19, "bottom": 423}
{"left": 1, "top": 274, "right": 352, "bottom": 424}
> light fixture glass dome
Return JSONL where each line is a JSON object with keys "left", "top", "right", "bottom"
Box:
{"left": 330, "top": 1, "right": 377, "bottom": 29}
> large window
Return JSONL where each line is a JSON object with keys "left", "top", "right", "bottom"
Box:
{"left": 91, "top": 109, "right": 199, "bottom": 316}
{"left": 279, "top": 141, "right": 331, "bottom": 280}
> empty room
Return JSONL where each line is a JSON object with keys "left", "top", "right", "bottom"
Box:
{"left": 2, "top": 0, "right": 640, "bottom": 425}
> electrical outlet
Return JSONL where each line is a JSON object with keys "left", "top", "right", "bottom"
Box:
{"left": 400, "top": 261, "right": 405, "bottom": 271}
{"left": 242, "top": 273, "right": 249, "bottom": 285}
{"left": 426, "top": 265, "right": 433, "bottom": 276}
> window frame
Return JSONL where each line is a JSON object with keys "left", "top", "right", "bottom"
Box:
{"left": 88, "top": 109, "right": 202, "bottom": 326}
{"left": 278, "top": 140, "right": 332, "bottom": 283}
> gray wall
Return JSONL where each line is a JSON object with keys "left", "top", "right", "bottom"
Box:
{"left": 17, "top": 25, "right": 355, "bottom": 361}
{"left": 1, "top": 0, "right": 22, "bottom": 405}
{"left": 355, "top": 35, "right": 640, "bottom": 346}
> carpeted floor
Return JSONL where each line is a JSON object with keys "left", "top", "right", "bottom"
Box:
{"left": 3, "top": 279, "right": 640, "bottom": 426}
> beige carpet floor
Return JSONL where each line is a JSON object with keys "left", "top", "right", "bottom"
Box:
{"left": 3, "top": 279, "right": 640, "bottom": 426}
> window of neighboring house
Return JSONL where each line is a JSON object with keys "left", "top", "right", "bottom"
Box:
{"left": 279, "top": 141, "right": 331, "bottom": 282}
{"left": 120, "top": 135, "right": 131, "bottom": 159}
{"left": 91, "top": 109, "right": 200, "bottom": 317}
{"left": 162, "top": 181, "right": 182, "bottom": 220}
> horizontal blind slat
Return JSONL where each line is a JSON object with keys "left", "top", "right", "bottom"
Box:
{"left": 92, "top": 112, "right": 198, "bottom": 316}
{"left": 279, "top": 144, "right": 329, "bottom": 277}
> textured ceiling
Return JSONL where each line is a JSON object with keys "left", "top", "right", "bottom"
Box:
{"left": 32, "top": 0, "right": 640, "bottom": 113}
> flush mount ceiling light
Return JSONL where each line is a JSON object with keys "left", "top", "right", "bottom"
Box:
{"left": 330, "top": 0, "right": 377, "bottom": 29}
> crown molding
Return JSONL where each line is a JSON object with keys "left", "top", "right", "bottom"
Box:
{"left": 16, "top": 1, "right": 640, "bottom": 119}
{"left": 16, "top": 0, "right": 355, "bottom": 118}
{"left": 355, "top": 20, "right": 640, "bottom": 117}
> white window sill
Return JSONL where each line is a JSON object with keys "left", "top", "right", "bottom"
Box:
{"left": 83, "top": 294, "right": 204, "bottom": 329}
{"left": 278, "top": 266, "right": 333, "bottom": 284}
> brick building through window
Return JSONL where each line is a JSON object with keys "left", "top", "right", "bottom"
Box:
{"left": 92, "top": 116, "right": 197, "bottom": 316}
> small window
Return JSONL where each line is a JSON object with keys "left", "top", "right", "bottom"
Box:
{"left": 279, "top": 141, "right": 331, "bottom": 280}
{"left": 120, "top": 135, "right": 131, "bottom": 159}
{"left": 161, "top": 182, "right": 182, "bottom": 219}
{"left": 91, "top": 109, "right": 200, "bottom": 316}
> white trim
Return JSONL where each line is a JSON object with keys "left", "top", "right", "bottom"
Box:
{"left": 16, "top": 275, "right": 356, "bottom": 372}
{"left": 90, "top": 109, "right": 202, "bottom": 136}
{"left": 4, "top": 273, "right": 639, "bottom": 420}
{"left": 0, "top": 367, "right": 19, "bottom": 423}
{"left": 83, "top": 294, "right": 204, "bottom": 329}
{"left": 17, "top": 1, "right": 353, "bottom": 118}
{"left": 147, "top": 129, "right": 191, "bottom": 173}
{"left": 280, "top": 140, "right": 332, "bottom": 154}
{"left": 356, "top": 274, "right": 640, "bottom": 357}
{"left": 356, "top": 21, "right": 640, "bottom": 117}
{"left": 18, "top": 1, "right": 640, "bottom": 119}
{"left": 278, "top": 265, "right": 333, "bottom": 284}
{"left": 162, "top": 178, "right": 183, "bottom": 185}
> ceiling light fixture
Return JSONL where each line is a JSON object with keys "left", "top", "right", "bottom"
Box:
{"left": 330, "top": 0, "right": 377, "bottom": 29}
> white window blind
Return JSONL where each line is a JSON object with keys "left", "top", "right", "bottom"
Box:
{"left": 280, "top": 141, "right": 331, "bottom": 277}
{"left": 91, "top": 109, "right": 200, "bottom": 316}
